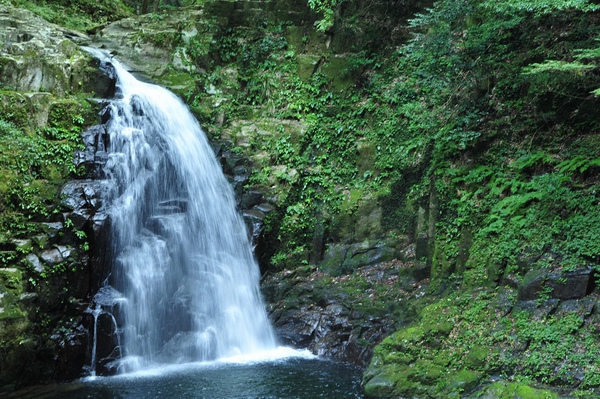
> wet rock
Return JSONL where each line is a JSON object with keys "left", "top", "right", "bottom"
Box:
{"left": 244, "top": 209, "right": 266, "bottom": 246}
{"left": 25, "top": 254, "right": 43, "bottom": 273}
{"left": 270, "top": 297, "right": 392, "bottom": 366}
{"left": 54, "top": 324, "right": 88, "bottom": 380}
{"left": 241, "top": 190, "right": 264, "bottom": 209}
{"left": 256, "top": 202, "right": 275, "bottom": 213}
{"left": 61, "top": 180, "right": 109, "bottom": 245}
{"left": 273, "top": 309, "right": 321, "bottom": 347}
{"left": 41, "top": 222, "right": 63, "bottom": 241}
{"left": 492, "top": 287, "right": 516, "bottom": 316}
{"left": 533, "top": 298, "right": 559, "bottom": 320}
{"left": 81, "top": 311, "right": 121, "bottom": 376}
{"left": 512, "top": 300, "right": 537, "bottom": 313}
{"left": 75, "top": 125, "right": 110, "bottom": 178}
{"left": 321, "top": 238, "right": 401, "bottom": 276}
{"left": 62, "top": 180, "right": 107, "bottom": 213}
{"left": 40, "top": 248, "right": 63, "bottom": 265}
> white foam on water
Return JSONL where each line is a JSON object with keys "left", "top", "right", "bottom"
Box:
{"left": 85, "top": 347, "right": 316, "bottom": 382}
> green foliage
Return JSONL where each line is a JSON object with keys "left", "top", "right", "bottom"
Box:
{"left": 481, "top": 0, "right": 600, "bottom": 14}
{"left": 0, "top": 112, "right": 84, "bottom": 236}
{"left": 181, "top": 0, "right": 600, "bottom": 277}
{"left": 9, "top": 0, "right": 132, "bottom": 31}
{"left": 367, "top": 289, "right": 600, "bottom": 396}
{"left": 307, "top": 0, "right": 343, "bottom": 32}
{"left": 524, "top": 60, "right": 595, "bottom": 74}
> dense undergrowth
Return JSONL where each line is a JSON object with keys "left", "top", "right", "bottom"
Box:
{"left": 0, "top": 99, "right": 94, "bottom": 242}
{"left": 4, "top": 0, "right": 131, "bottom": 31}
{"left": 177, "top": 0, "right": 600, "bottom": 277}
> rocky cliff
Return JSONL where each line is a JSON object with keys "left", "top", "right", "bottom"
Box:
{"left": 0, "top": 4, "right": 111, "bottom": 388}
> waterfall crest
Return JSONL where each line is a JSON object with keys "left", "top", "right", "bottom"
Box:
{"left": 88, "top": 50, "right": 276, "bottom": 372}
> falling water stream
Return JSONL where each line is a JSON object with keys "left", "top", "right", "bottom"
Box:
{"left": 84, "top": 48, "right": 278, "bottom": 371}
{"left": 30, "top": 49, "right": 366, "bottom": 398}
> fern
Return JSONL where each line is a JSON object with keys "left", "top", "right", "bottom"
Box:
{"left": 523, "top": 60, "right": 595, "bottom": 74}
{"left": 494, "top": 191, "right": 545, "bottom": 216}
{"left": 509, "top": 152, "right": 555, "bottom": 172}
{"left": 482, "top": 0, "right": 600, "bottom": 14}
{"left": 557, "top": 156, "right": 600, "bottom": 174}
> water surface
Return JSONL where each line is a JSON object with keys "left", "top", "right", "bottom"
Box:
{"left": 3, "top": 357, "right": 364, "bottom": 399}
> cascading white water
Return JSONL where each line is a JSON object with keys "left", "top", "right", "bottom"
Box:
{"left": 88, "top": 50, "right": 276, "bottom": 372}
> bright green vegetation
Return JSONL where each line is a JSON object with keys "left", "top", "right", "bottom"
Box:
{"left": 0, "top": 2, "right": 103, "bottom": 386}
{"left": 5, "top": 0, "right": 131, "bottom": 31}
{"left": 364, "top": 288, "right": 600, "bottom": 397}
{"left": 0, "top": 98, "right": 93, "bottom": 241}
{"left": 172, "top": 0, "right": 600, "bottom": 276}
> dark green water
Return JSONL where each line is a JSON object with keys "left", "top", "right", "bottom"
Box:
{"left": 2, "top": 357, "right": 364, "bottom": 399}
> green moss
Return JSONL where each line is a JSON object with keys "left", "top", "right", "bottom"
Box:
{"left": 447, "top": 369, "right": 482, "bottom": 393}
{"left": 465, "top": 346, "right": 489, "bottom": 369}
{"left": 0, "top": 268, "right": 24, "bottom": 293}
{"left": 391, "top": 325, "right": 425, "bottom": 344}
{"left": 0, "top": 92, "right": 32, "bottom": 129}
{"left": 297, "top": 55, "right": 320, "bottom": 80}
{"left": 0, "top": 304, "right": 26, "bottom": 320}
{"left": 363, "top": 365, "right": 405, "bottom": 398}
{"left": 321, "top": 55, "right": 354, "bottom": 91}
{"left": 11, "top": 0, "right": 131, "bottom": 32}
{"left": 478, "top": 381, "right": 560, "bottom": 399}
{"left": 156, "top": 70, "right": 197, "bottom": 96}
{"left": 47, "top": 98, "right": 94, "bottom": 130}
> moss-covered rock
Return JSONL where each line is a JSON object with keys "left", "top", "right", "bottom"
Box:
{"left": 91, "top": 7, "right": 206, "bottom": 79}
{"left": 363, "top": 365, "right": 404, "bottom": 398}
{"left": 474, "top": 381, "right": 560, "bottom": 399}
{"left": 0, "top": 5, "right": 98, "bottom": 95}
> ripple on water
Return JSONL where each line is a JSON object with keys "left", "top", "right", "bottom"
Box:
{"left": 1, "top": 357, "right": 364, "bottom": 399}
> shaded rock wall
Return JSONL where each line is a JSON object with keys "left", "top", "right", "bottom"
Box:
{"left": 0, "top": 5, "right": 115, "bottom": 390}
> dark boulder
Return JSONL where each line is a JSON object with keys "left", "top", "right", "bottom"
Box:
{"left": 518, "top": 266, "right": 594, "bottom": 301}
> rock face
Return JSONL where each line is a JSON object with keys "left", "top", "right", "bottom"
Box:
{"left": 0, "top": 4, "right": 115, "bottom": 390}
{"left": 91, "top": 8, "right": 205, "bottom": 80}
{"left": 518, "top": 265, "right": 594, "bottom": 301}
{"left": 0, "top": 5, "right": 95, "bottom": 95}
{"left": 263, "top": 253, "right": 430, "bottom": 367}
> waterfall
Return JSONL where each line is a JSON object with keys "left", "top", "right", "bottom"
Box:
{"left": 86, "top": 49, "right": 277, "bottom": 372}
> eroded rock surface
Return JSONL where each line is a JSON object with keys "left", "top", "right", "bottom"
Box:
{"left": 263, "top": 254, "right": 431, "bottom": 366}
{"left": 0, "top": 5, "right": 94, "bottom": 95}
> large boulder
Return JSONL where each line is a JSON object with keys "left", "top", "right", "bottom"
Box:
{"left": 91, "top": 8, "right": 205, "bottom": 80}
{"left": 518, "top": 265, "right": 594, "bottom": 301}
{"left": 0, "top": 5, "right": 96, "bottom": 95}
